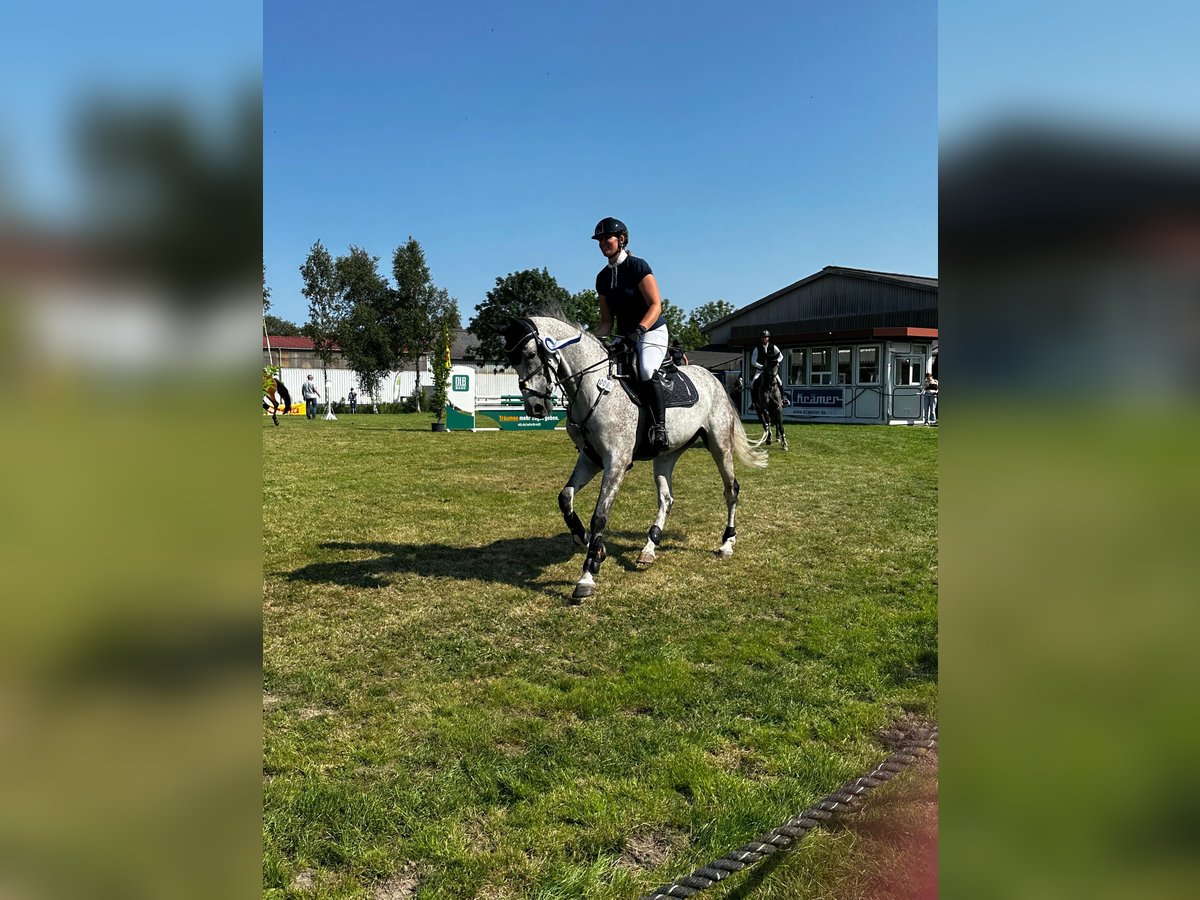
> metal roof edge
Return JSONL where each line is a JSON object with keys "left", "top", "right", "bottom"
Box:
{"left": 704, "top": 266, "right": 939, "bottom": 331}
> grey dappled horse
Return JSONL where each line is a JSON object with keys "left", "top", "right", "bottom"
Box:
{"left": 752, "top": 354, "right": 789, "bottom": 451}
{"left": 501, "top": 314, "right": 767, "bottom": 602}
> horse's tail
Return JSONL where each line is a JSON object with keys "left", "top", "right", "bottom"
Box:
{"left": 730, "top": 404, "right": 768, "bottom": 468}
{"left": 276, "top": 379, "right": 292, "bottom": 412}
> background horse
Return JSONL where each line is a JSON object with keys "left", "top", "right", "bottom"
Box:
{"left": 752, "top": 355, "right": 789, "bottom": 451}
{"left": 263, "top": 371, "right": 292, "bottom": 426}
{"left": 501, "top": 314, "right": 767, "bottom": 602}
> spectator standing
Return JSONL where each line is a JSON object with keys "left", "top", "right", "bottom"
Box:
{"left": 301, "top": 374, "right": 321, "bottom": 419}
{"left": 348, "top": 388, "right": 358, "bottom": 414}
{"left": 922, "top": 372, "right": 938, "bottom": 425}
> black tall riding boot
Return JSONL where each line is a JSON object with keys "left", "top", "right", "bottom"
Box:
{"left": 646, "top": 372, "right": 669, "bottom": 451}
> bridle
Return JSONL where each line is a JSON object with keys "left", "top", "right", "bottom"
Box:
{"left": 505, "top": 320, "right": 558, "bottom": 402}
{"left": 505, "top": 319, "right": 612, "bottom": 415}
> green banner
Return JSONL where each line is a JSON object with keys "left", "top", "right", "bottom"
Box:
{"left": 475, "top": 408, "right": 567, "bottom": 431}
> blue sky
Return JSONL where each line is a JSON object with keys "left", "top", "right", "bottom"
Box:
{"left": 264, "top": 0, "right": 937, "bottom": 327}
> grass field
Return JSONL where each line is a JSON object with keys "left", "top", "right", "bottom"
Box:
{"left": 263, "top": 413, "right": 938, "bottom": 899}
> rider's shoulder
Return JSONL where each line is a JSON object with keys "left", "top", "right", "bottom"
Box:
{"left": 627, "top": 254, "right": 652, "bottom": 276}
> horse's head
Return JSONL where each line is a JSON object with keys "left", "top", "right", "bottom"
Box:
{"left": 498, "top": 318, "right": 556, "bottom": 418}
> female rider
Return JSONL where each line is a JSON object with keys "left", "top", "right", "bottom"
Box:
{"left": 591, "top": 216, "right": 670, "bottom": 451}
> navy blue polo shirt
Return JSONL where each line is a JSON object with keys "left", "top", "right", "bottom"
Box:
{"left": 596, "top": 254, "right": 665, "bottom": 336}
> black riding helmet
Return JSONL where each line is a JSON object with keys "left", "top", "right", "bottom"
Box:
{"left": 760, "top": 330, "right": 771, "bottom": 338}
{"left": 591, "top": 217, "right": 628, "bottom": 245}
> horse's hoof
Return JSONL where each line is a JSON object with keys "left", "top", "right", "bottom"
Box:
{"left": 714, "top": 547, "right": 733, "bottom": 559}
{"left": 571, "top": 583, "right": 594, "bottom": 602}
{"left": 637, "top": 550, "right": 656, "bottom": 566}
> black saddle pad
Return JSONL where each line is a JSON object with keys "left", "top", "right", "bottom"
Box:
{"left": 618, "top": 368, "right": 700, "bottom": 409}
{"left": 662, "top": 369, "right": 700, "bottom": 408}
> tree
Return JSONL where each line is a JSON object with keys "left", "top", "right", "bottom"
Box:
{"left": 338, "top": 300, "right": 392, "bottom": 414}
{"left": 689, "top": 299, "right": 736, "bottom": 332}
{"left": 264, "top": 314, "right": 303, "bottom": 337}
{"left": 430, "top": 318, "right": 453, "bottom": 426}
{"left": 300, "top": 241, "right": 345, "bottom": 382}
{"left": 564, "top": 288, "right": 600, "bottom": 332}
{"left": 392, "top": 239, "right": 460, "bottom": 412}
{"left": 469, "top": 268, "right": 573, "bottom": 362}
{"left": 336, "top": 246, "right": 396, "bottom": 410}
{"left": 683, "top": 299, "right": 737, "bottom": 349}
{"left": 262, "top": 262, "right": 271, "bottom": 312}
{"left": 674, "top": 318, "right": 705, "bottom": 351}
{"left": 660, "top": 298, "right": 686, "bottom": 345}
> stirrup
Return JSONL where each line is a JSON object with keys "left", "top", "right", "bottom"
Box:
{"left": 649, "top": 423, "right": 669, "bottom": 450}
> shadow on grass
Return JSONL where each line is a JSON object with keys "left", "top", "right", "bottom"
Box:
{"left": 282, "top": 536, "right": 583, "bottom": 590}
{"left": 278, "top": 526, "right": 722, "bottom": 593}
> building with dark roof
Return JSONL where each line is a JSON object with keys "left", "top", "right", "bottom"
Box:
{"left": 705, "top": 266, "right": 938, "bottom": 425}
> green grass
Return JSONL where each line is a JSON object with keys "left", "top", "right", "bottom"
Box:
{"left": 263, "top": 413, "right": 937, "bottom": 898}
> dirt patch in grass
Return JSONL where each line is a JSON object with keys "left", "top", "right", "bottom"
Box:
{"left": 708, "top": 742, "right": 767, "bottom": 779}
{"left": 290, "top": 869, "right": 316, "bottom": 892}
{"left": 373, "top": 863, "right": 421, "bottom": 899}
{"left": 619, "top": 827, "right": 692, "bottom": 871}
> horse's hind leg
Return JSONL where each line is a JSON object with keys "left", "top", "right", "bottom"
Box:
{"left": 559, "top": 453, "right": 601, "bottom": 549}
{"left": 706, "top": 426, "right": 741, "bottom": 559}
{"left": 637, "top": 451, "right": 682, "bottom": 565}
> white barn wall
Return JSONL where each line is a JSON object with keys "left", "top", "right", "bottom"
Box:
{"left": 278, "top": 368, "right": 520, "bottom": 406}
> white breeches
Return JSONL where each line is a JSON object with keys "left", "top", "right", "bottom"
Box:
{"left": 637, "top": 326, "right": 669, "bottom": 380}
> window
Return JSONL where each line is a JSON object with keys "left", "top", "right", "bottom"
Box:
{"left": 810, "top": 348, "right": 833, "bottom": 385}
{"left": 837, "top": 348, "right": 852, "bottom": 385}
{"left": 857, "top": 346, "right": 880, "bottom": 384}
{"left": 894, "top": 355, "right": 923, "bottom": 386}
{"left": 788, "top": 349, "right": 807, "bottom": 385}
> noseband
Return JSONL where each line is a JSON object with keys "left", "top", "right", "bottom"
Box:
{"left": 505, "top": 319, "right": 557, "bottom": 401}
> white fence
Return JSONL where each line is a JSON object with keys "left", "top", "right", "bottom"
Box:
{"left": 277, "top": 368, "right": 520, "bottom": 406}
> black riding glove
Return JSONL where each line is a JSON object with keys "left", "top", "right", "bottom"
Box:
{"left": 634, "top": 324, "right": 648, "bottom": 340}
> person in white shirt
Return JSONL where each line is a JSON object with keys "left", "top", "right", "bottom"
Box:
{"left": 750, "top": 330, "right": 783, "bottom": 399}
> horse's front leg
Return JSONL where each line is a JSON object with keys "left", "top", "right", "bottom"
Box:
{"left": 756, "top": 401, "right": 771, "bottom": 444}
{"left": 572, "top": 458, "right": 631, "bottom": 603}
{"left": 637, "top": 451, "right": 681, "bottom": 565}
{"left": 559, "top": 453, "right": 601, "bottom": 549}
